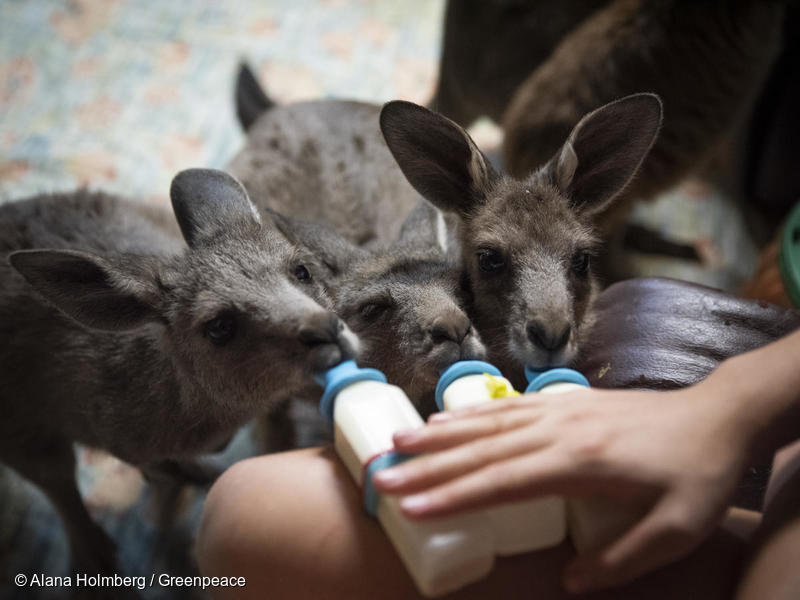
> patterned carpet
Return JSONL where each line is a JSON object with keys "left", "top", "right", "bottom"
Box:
{"left": 0, "top": 1, "right": 759, "bottom": 599}
{"left": 0, "top": 0, "right": 444, "bottom": 203}
{"left": 1, "top": 2, "right": 446, "bottom": 598}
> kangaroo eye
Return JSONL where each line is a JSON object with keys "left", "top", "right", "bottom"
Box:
{"left": 359, "top": 300, "right": 391, "bottom": 322}
{"left": 204, "top": 314, "right": 237, "bottom": 346}
{"left": 477, "top": 249, "right": 505, "bottom": 273}
{"left": 572, "top": 252, "right": 590, "bottom": 275}
{"left": 294, "top": 264, "right": 311, "bottom": 282}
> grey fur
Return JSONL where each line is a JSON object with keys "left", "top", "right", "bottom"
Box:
{"left": 235, "top": 62, "right": 274, "bottom": 132}
{"left": 228, "top": 71, "right": 485, "bottom": 414}
{"left": 228, "top": 83, "right": 420, "bottom": 247}
{"left": 0, "top": 169, "right": 357, "bottom": 574}
{"left": 275, "top": 208, "right": 485, "bottom": 415}
{"left": 381, "top": 96, "right": 662, "bottom": 387}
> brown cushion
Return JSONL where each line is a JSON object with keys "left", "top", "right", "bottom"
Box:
{"left": 579, "top": 278, "right": 800, "bottom": 390}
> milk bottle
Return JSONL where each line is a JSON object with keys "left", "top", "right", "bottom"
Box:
{"left": 524, "top": 366, "right": 638, "bottom": 553}
{"left": 317, "top": 360, "right": 495, "bottom": 597}
{"left": 435, "top": 361, "right": 567, "bottom": 554}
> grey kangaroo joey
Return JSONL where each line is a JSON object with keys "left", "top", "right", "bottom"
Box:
{"left": 271, "top": 198, "right": 487, "bottom": 418}
{"left": 230, "top": 63, "right": 482, "bottom": 414}
{"left": 381, "top": 94, "right": 662, "bottom": 389}
{"left": 228, "top": 63, "right": 423, "bottom": 249}
{"left": 0, "top": 169, "right": 357, "bottom": 575}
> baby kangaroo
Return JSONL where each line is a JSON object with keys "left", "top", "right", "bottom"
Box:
{"left": 228, "top": 65, "right": 484, "bottom": 414}
{"left": 230, "top": 63, "right": 421, "bottom": 248}
{"left": 272, "top": 201, "right": 485, "bottom": 415}
{"left": 381, "top": 95, "right": 662, "bottom": 386}
{"left": 0, "top": 169, "right": 356, "bottom": 575}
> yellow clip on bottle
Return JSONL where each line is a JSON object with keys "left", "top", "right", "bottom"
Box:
{"left": 436, "top": 361, "right": 566, "bottom": 555}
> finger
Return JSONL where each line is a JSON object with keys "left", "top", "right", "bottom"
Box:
{"left": 563, "top": 496, "right": 701, "bottom": 593}
{"left": 397, "top": 447, "right": 585, "bottom": 519}
{"left": 429, "top": 387, "right": 599, "bottom": 423}
{"left": 427, "top": 394, "right": 546, "bottom": 423}
{"left": 374, "top": 421, "right": 551, "bottom": 494}
{"left": 393, "top": 405, "right": 544, "bottom": 453}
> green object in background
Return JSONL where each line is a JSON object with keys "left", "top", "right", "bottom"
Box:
{"left": 780, "top": 201, "right": 800, "bottom": 308}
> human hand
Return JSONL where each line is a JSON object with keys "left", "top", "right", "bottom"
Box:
{"left": 374, "top": 380, "right": 756, "bottom": 592}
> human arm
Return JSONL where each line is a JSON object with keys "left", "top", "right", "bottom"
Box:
{"left": 373, "top": 328, "right": 800, "bottom": 592}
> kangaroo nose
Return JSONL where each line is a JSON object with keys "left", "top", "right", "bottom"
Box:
{"left": 428, "top": 313, "right": 471, "bottom": 345}
{"left": 299, "top": 313, "right": 343, "bottom": 347}
{"left": 526, "top": 320, "right": 570, "bottom": 352}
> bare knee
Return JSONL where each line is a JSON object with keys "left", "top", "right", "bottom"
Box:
{"left": 197, "top": 446, "right": 413, "bottom": 599}
{"left": 736, "top": 442, "right": 800, "bottom": 600}
{"left": 196, "top": 457, "right": 256, "bottom": 578}
{"left": 736, "top": 515, "right": 800, "bottom": 600}
{"left": 197, "top": 451, "right": 308, "bottom": 598}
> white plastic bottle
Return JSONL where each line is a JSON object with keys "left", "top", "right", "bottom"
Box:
{"left": 317, "top": 360, "right": 495, "bottom": 597}
{"left": 524, "top": 367, "right": 638, "bottom": 554}
{"left": 435, "top": 361, "right": 567, "bottom": 555}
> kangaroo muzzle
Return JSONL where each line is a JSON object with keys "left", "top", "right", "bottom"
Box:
{"left": 301, "top": 312, "right": 359, "bottom": 372}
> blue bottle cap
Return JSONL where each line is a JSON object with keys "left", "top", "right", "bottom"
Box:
{"left": 524, "top": 367, "right": 590, "bottom": 393}
{"left": 363, "top": 451, "right": 414, "bottom": 516}
{"left": 524, "top": 365, "right": 546, "bottom": 383}
{"left": 435, "top": 360, "right": 503, "bottom": 411}
{"left": 317, "top": 360, "right": 387, "bottom": 422}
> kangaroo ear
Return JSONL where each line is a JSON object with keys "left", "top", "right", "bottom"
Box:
{"left": 380, "top": 101, "right": 497, "bottom": 218}
{"left": 545, "top": 93, "right": 663, "bottom": 216}
{"left": 9, "top": 249, "right": 161, "bottom": 331}
{"left": 235, "top": 62, "right": 274, "bottom": 132}
{"left": 266, "top": 209, "right": 365, "bottom": 275}
{"left": 396, "top": 200, "right": 453, "bottom": 254}
{"left": 170, "top": 168, "right": 261, "bottom": 248}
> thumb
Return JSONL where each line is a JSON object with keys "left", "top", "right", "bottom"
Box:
{"left": 563, "top": 496, "right": 702, "bottom": 593}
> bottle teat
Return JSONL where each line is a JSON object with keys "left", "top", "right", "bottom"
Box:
{"left": 317, "top": 360, "right": 387, "bottom": 422}
{"left": 524, "top": 366, "right": 589, "bottom": 393}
